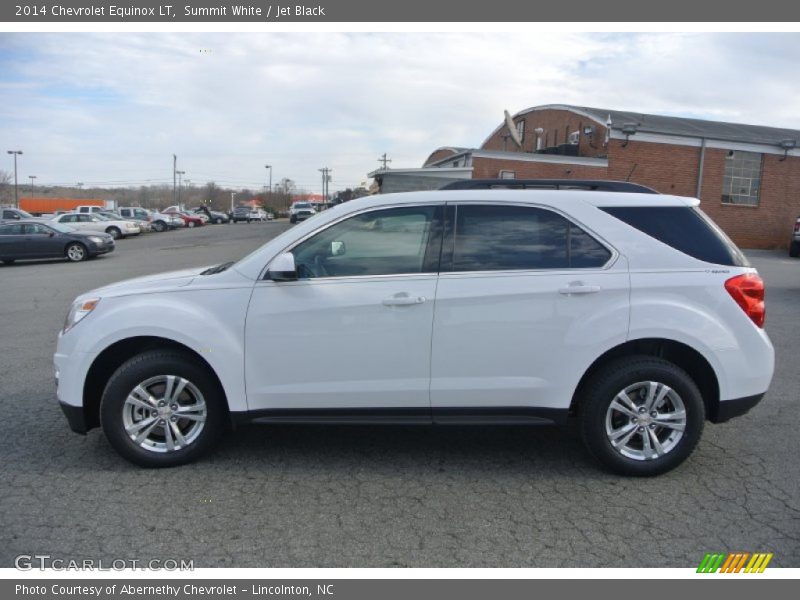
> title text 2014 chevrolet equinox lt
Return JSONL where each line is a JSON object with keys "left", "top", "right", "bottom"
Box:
{"left": 55, "top": 189, "right": 774, "bottom": 475}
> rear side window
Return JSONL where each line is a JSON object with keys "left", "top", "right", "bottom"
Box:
{"left": 450, "top": 205, "right": 611, "bottom": 271}
{"left": 601, "top": 206, "right": 748, "bottom": 267}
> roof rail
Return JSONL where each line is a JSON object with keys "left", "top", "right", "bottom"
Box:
{"left": 439, "top": 179, "right": 658, "bottom": 194}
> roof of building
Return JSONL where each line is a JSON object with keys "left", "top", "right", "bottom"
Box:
{"left": 512, "top": 104, "right": 800, "bottom": 146}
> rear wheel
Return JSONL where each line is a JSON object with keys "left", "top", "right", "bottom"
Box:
{"left": 214, "top": 217, "right": 222, "bottom": 224}
{"left": 65, "top": 242, "right": 88, "bottom": 262}
{"left": 100, "top": 350, "right": 225, "bottom": 467}
{"left": 153, "top": 220, "right": 166, "bottom": 232}
{"left": 790, "top": 240, "right": 800, "bottom": 258}
{"left": 187, "top": 221, "right": 195, "bottom": 228}
{"left": 578, "top": 357, "right": 704, "bottom": 476}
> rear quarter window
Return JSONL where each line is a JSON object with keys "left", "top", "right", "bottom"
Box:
{"left": 601, "top": 206, "right": 748, "bottom": 267}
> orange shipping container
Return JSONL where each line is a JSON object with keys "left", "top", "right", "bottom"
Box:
{"left": 19, "top": 198, "right": 105, "bottom": 214}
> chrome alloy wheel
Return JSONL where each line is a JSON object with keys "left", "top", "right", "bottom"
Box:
{"left": 122, "top": 375, "right": 207, "bottom": 453}
{"left": 67, "top": 244, "right": 86, "bottom": 261}
{"left": 604, "top": 381, "right": 687, "bottom": 461}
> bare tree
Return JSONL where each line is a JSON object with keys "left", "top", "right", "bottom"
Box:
{"left": 0, "top": 169, "right": 11, "bottom": 204}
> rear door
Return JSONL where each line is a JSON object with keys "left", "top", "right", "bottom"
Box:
{"left": 430, "top": 202, "right": 630, "bottom": 419}
{"left": 0, "top": 223, "right": 26, "bottom": 257}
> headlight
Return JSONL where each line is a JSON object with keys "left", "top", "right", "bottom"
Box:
{"left": 63, "top": 298, "right": 100, "bottom": 333}
{"left": 88, "top": 235, "right": 104, "bottom": 243}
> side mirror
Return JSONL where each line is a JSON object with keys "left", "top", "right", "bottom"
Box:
{"left": 267, "top": 252, "right": 297, "bottom": 281}
{"left": 331, "top": 241, "right": 346, "bottom": 256}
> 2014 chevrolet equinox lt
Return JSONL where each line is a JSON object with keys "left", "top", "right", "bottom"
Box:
{"left": 55, "top": 188, "right": 774, "bottom": 475}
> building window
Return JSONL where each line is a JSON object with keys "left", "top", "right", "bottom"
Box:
{"left": 721, "top": 150, "right": 762, "bottom": 207}
{"left": 499, "top": 170, "right": 516, "bottom": 179}
{"left": 516, "top": 120, "right": 525, "bottom": 143}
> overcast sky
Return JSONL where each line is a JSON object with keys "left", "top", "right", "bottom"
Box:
{"left": 2, "top": 32, "right": 800, "bottom": 194}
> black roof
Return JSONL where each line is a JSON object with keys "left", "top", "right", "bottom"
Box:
{"left": 439, "top": 179, "right": 658, "bottom": 193}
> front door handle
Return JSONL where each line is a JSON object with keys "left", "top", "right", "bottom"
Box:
{"left": 382, "top": 294, "right": 427, "bottom": 306}
{"left": 558, "top": 284, "right": 602, "bottom": 295}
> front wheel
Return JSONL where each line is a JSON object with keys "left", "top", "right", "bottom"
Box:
{"left": 100, "top": 350, "right": 226, "bottom": 467}
{"left": 578, "top": 357, "right": 704, "bottom": 476}
{"left": 153, "top": 220, "right": 166, "bottom": 232}
{"left": 106, "top": 227, "right": 121, "bottom": 240}
{"left": 187, "top": 221, "right": 196, "bottom": 228}
{"left": 790, "top": 240, "right": 800, "bottom": 258}
{"left": 65, "top": 242, "right": 88, "bottom": 262}
{"left": 214, "top": 218, "right": 222, "bottom": 224}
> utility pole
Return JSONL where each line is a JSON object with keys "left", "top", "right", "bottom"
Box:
{"left": 378, "top": 153, "right": 392, "bottom": 169}
{"left": 230, "top": 191, "right": 236, "bottom": 213}
{"left": 319, "top": 167, "right": 331, "bottom": 204}
{"left": 7, "top": 150, "right": 22, "bottom": 208}
{"left": 176, "top": 170, "right": 185, "bottom": 206}
{"left": 29, "top": 175, "right": 36, "bottom": 193}
{"left": 265, "top": 164, "right": 272, "bottom": 204}
{"left": 172, "top": 154, "right": 177, "bottom": 205}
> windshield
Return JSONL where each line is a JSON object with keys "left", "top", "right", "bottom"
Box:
{"left": 294, "top": 203, "right": 312, "bottom": 209}
{"left": 17, "top": 209, "right": 34, "bottom": 218}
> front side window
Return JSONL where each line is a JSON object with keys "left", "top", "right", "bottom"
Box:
{"left": 450, "top": 205, "right": 610, "bottom": 272}
{"left": 291, "top": 206, "right": 440, "bottom": 278}
{"left": 721, "top": 150, "right": 762, "bottom": 207}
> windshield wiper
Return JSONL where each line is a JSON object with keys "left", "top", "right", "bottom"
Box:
{"left": 200, "top": 261, "right": 234, "bottom": 275}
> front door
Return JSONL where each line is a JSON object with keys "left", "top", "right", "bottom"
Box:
{"left": 245, "top": 204, "right": 444, "bottom": 414}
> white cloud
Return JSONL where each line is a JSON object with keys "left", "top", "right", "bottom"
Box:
{"left": 1, "top": 32, "right": 799, "bottom": 193}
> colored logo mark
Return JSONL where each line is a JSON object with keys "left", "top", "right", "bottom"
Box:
{"left": 697, "top": 552, "right": 773, "bottom": 573}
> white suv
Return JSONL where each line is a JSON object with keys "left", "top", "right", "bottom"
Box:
{"left": 54, "top": 188, "right": 774, "bottom": 475}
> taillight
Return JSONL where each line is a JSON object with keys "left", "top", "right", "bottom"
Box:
{"left": 794, "top": 220, "right": 800, "bottom": 233}
{"left": 725, "top": 273, "right": 765, "bottom": 328}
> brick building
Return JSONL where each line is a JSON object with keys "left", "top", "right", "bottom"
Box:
{"left": 370, "top": 104, "right": 800, "bottom": 248}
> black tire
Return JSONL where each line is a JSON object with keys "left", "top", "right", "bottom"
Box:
{"left": 790, "top": 240, "right": 800, "bottom": 258}
{"left": 214, "top": 217, "right": 222, "bottom": 224}
{"left": 290, "top": 215, "right": 297, "bottom": 224}
{"left": 153, "top": 220, "right": 167, "bottom": 233}
{"left": 578, "top": 356, "right": 704, "bottom": 476}
{"left": 100, "top": 350, "right": 226, "bottom": 468}
{"left": 65, "top": 242, "right": 88, "bottom": 262}
{"left": 106, "top": 226, "right": 121, "bottom": 240}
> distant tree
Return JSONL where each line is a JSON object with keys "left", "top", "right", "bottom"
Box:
{"left": 0, "top": 169, "right": 11, "bottom": 204}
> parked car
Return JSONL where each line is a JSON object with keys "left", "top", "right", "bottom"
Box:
{"left": 289, "top": 202, "right": 317, "bottom": 224}
{"left": 231, "top": 206, "right": 253, "bottom": 223}
{"left": 52, "top": 213, "right": 140, "bottom": 240}
{"left": 790, "top": 216, "right": 800, "bottom": 257}
{"left": 55, "top": 188, "right": 774, "bottom": 474}
{"left": 99, "top": 211, "right": 152, "bottom": 233}
{"left": 76, "top": 205, "right": 107, "bottom": 214}
{"left": 1, "top": 207, "right": 35, "bottom": 221}
{"left": 1, "top": 220, "right": 114, "bottom": 263}
{"left": 118, "top": 207, "right": 179, "bottom": 232}
{"left": 193, "top": 206, "right": 229, "bottom": 224}
{"left": 161, "top": 209, "right": 204, "bottom": 228}
{"left": 249, "top": 208, "right": 268, "bottom": 222}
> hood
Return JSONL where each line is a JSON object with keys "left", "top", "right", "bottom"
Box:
{"left": 80, "top": 266, "right": 213, "bottom": 299}
{"left": 68, "top": 230, "right": 113, "bottom": 240}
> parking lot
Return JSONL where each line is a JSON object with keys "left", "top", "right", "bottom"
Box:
{"left": 0, "top": 223, "right": 798, "bottom": 568}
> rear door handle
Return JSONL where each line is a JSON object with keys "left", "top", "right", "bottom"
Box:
{"left": 558, "top": 284, "right": 602, "bottom": 295}
{"left": 382, "top": 294, "right": 427, "bottom": 306}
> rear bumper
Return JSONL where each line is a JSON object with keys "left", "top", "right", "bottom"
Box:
{"left": 60, "top": 400, "right": 87, "bottom": 434}
{"left": 711, "top": 393, "right": 765, "bottom": 423}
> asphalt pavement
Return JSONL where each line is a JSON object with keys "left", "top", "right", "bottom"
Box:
{"left": 0, "top": 224, "right": 797, "bottom": 568}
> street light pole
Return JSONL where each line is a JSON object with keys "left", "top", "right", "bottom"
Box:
{"left": 176, "top": 170, "right": 185, "bottom": 206}
{"left": 264, "top": 164, "right": 272, "bottom": 207}
{"left": 230, "top": 192, "right": 236, "bottom": 213}
{"left": 29, "top": 175, "right": 36, "bottom": 193}
{"left": 7, "top": 150, "right": 22, "bottom": 208}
